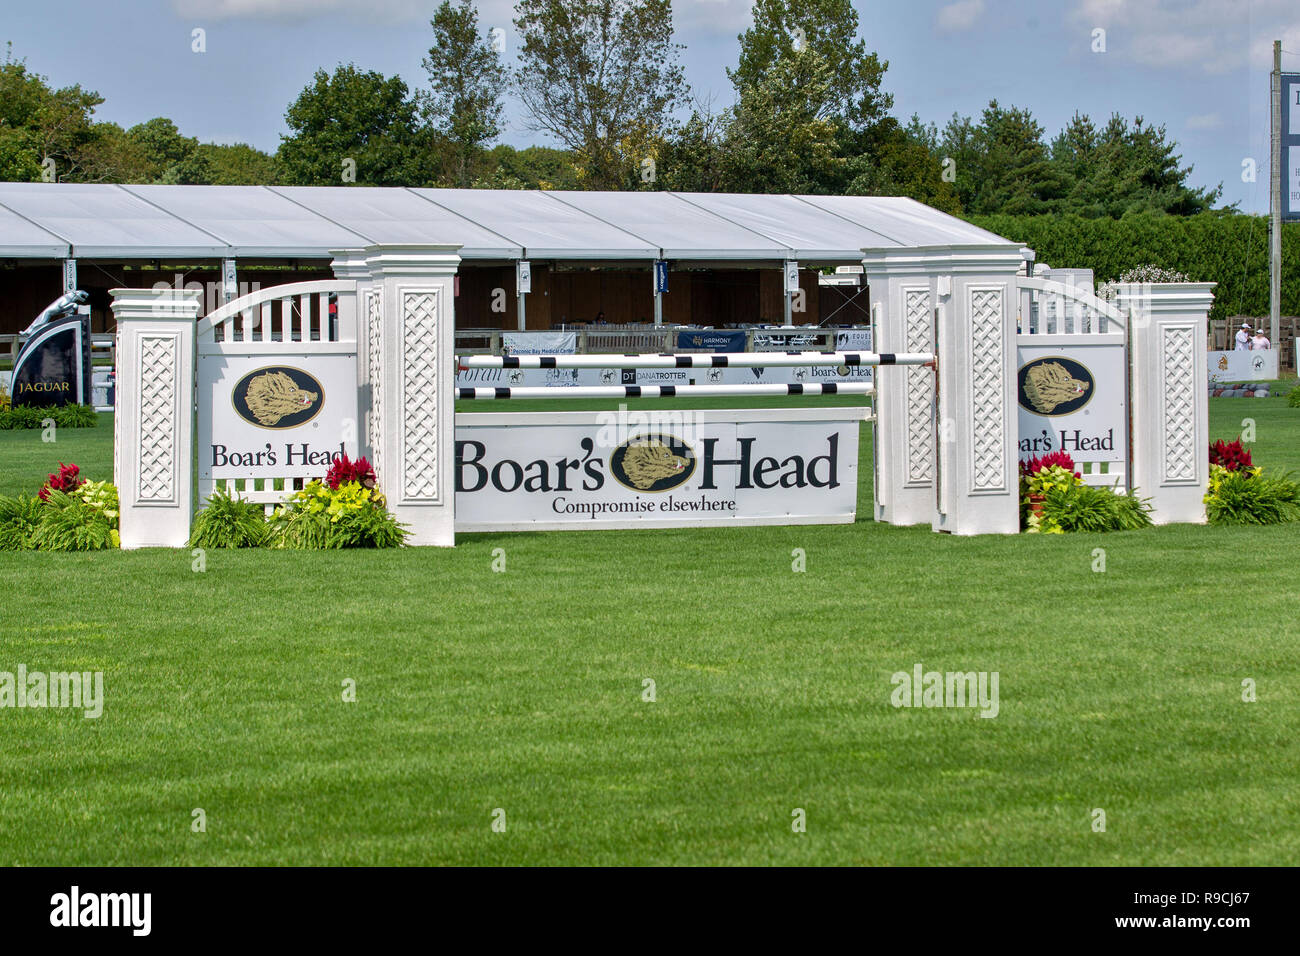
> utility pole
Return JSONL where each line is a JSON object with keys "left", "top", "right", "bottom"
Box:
{"left": 1271, "top": 40, "right": 1282, "bottom": 349}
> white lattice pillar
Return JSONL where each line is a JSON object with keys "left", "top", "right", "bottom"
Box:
{"left": 1118, "top": 282, "right": 1216, "bottom": 524}
{"left": 331, "top": 248, "right": 374, "bottom": 461}
{"left": 862, "top": 250, "right": 942, "bottom": 526}
{"left": 366, "top": 244, "right": 462, "bottom": 547}
{"left": 931, "top": 246, "right": 1025, "bottom": 535}
{"left": 110, "top": 287, "right": 200, "bottom": 549}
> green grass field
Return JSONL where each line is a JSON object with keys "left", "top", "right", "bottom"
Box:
{"left": 1, "top": 392, "right": 1298, "bottom": 866}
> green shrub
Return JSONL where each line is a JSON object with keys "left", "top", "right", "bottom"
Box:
{"left": 56, "top": 403, "right": 99, "bottom": 427}
{"left": 1204, "top": 466, "right": 1300, "bottom": 525}
{"left": 1039, "top": 483, "right": 1153, "bottom": 533}
{"left": 1287, "top": 384, "right": 1300, "bottom": 408}
{"left": 967, "top": 212, "right": 1300, "bottom": 322}
{"left": 190, "top": 487, "right": 270, "bottom": 549}
{"left": 0, "top": 404, "right": 99, "bottom": 429}
{"left": 0, "top": 494, "right": 43, "bottom": 550}
{"left": 28, "top": 490, "right": 118, "bottom": 551}
{"left": 268, "top": 480, "right": 406, "bottom": 549}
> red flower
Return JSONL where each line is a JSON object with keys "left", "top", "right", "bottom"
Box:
{"left": 39, "top": 462, "right": 84, "bottom": 501}
{"left": 325, "top": 454, "right": 376, "bottom": 490}
{"left": 1019, "top": 450, "right": 1080, "bottom": 480}
{"left": 1209, "top": 439, "right": 1252, "bottom": 472}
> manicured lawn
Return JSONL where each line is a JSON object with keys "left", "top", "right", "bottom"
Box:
{"left": 0, "top": 396, "right": 1298, "bottom": 866}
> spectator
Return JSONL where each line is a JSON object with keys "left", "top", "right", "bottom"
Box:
{"left": 1252, "top": 327, "right": 1271, "bottom": 350}
{"left": 595, "top": 310, "right": 605, "bottom": 324}
{"left": 1235, "top": 322, "right": 1251, "bottom": 350}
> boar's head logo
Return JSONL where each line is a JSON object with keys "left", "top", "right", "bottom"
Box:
{"left": 610, "top": 434, "right": 696, "bottom": 492}
{"left": 233, "top": 367, "right": 324, "bottom": 429}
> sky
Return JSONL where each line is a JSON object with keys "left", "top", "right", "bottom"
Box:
{"left": 5, "top": 0, "right": 1300, "bottom": 213}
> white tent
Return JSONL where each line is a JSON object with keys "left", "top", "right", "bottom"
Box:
{"left": 0, "top": 183, "right": 1012, "bottom": 263}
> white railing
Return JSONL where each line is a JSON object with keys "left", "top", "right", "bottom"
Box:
{"left": 209, "top": 477, "right": 308, "bottom": 512}
{"left": 1017, "top": 277, "right": 1128, "bottom": 336}
{"left": 579, "top": 325, "right": 673, "bottom": 353}
{"left": 198, "top": 279, "right": 357, "bottom": 348}
{"left": 198, "top": 279, "right": 360, "bottom": 512}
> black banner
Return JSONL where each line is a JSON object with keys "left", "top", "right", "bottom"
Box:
{"left": 0, "top": 866, "right": 1288, "bottom": 942}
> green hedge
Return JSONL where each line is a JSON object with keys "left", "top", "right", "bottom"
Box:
{"left": 0, "top": 404, "right": 99, "bottom": 430}
{"left": 967, "top": 212, "right": 1300, "bottom": 322}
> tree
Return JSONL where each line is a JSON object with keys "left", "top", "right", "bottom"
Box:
{"left": 843, "top": 116, "right": 962, "bottom": 214}
{"left": 656, "top": 100, "right": 729, "bottom": 192}
{"left": 512, "top": 0, "right": 689, "bottom": 189}
{"left": 278, "top": 64, "right": 433, "bottom": 186}
{"left": 722, "top": 51, "right": 845, "bottom": 193}
{"left": 478, "top": 143, "right": 581, "bottom": 189}
{"left": 0, "top": 44, "right": 107, "bottom": 182}
{"left": 942, "top": 101, "right": 1067, "bottom": 216}
{"left": 1051, "top": 112, "right": 1222, "bottom": 217}
{"left": 197, "top": 143, "right": 280, "bottom": 185}
{"left": 422, "top": 0, "right": 507, "bottom": 187}
{"left": 126, "top": 117, "right": 212, "bottom": 184}
{"left": 730, "top": 0, "right": 891, "bottom": 131}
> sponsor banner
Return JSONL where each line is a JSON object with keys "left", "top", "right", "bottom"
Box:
{"left": 454, "top": 408, "right": 862, "bottom": 531}
{"left": 1209, "top": 349, "right": 1277, "bottom": 382}
{"left": 1016, "top": 338, "right": 1126, "bottom": 476}
{"left": 1284, "top": 74, "right": 1300, "bottom": 221}
{"left": 11, "top": 315, "right": 91, "bottom": 408}
{"left": 751, "top": 331, "right": 821, "bottom": 350}
{"left": 502, "top": 331, "right": 577, "bottom": 355}
{"left": 197, "top": 354, "right": 359, "bottom": 479}
{"left": 834, "top": 329, "right": 873, "bottom": 352}
{"left": 675, "top": 330, "right": 746, "bottom": 352}
{"left": 455, "top": 362, "right": 873, "bottom": 389}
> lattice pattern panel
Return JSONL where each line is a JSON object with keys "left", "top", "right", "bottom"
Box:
{"left": 904, "top": 288, "right": 933, "bottom": 484}
{"left": 1161, "top": 326, "right": 1197, "bottom": 482}
{"left": 969, "top": 287, "right": 1006, "bottom": 492}
{"left": 401, "top": 290, "right": 440, "bottom": 502}
{"left": 367, "top": 290, "right": 383, "bottom": 482}
{"left": 137, "top": 334, "right": 177, "bottom": 502}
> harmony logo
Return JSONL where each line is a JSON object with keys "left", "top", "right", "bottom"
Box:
{"left": 232, "top": 366, "right": 323, "bottom": 429}
{"left": 889, "top": 663, "right": 999, "bottom": 718}
{"left": 609, "top": 433, "right": 696, "bottom": 492}
{"left": 50, "top": 886, "right": 151, "bottom": 936}
{"left": 0, "top": 666, "right": 103, "bottom": 719}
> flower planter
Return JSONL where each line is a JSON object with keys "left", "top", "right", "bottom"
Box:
{"left": 1027, "top": 494, "right": 1046, "bottom": 518}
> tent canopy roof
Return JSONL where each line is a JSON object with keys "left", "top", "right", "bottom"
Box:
{"left": 0, "top": 183, "right": 1014, "bottom": 263}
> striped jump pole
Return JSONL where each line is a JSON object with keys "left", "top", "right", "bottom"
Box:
{"left": 458, "top": 350, "right": 932, "bottom": 370}
{"left": 457, "top": 382, "right": 876, "bottom": 400}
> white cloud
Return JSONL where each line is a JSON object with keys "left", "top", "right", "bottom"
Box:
{"left": 1185, "top": 112, "right": 1222, "bottom": 130}
{"left": 1070, "top": 0, "right": 1300, "bottom": 75}
{"left": 937, "top": 0, "right": 986, "bottom": 34}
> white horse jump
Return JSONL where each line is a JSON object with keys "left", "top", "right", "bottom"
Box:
{"left": 459, "top": 350, "right": 933, "bottom": 370}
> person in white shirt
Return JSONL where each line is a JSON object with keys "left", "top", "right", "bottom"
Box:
{"left": 1235, "top": 322, "right": 1251, "bottom": 350}
{"left": 1252, "top": 328, "right": 1270, "bottom": 350}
